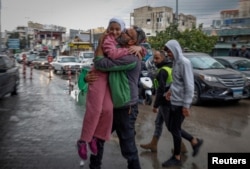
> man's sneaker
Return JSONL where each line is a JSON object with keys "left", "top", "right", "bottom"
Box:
{"left": 192, "top": 138, "right": 203, "bottom": 157}
{"left": 77, "top": 140, "right": 87, "bottom": 160}
{"left": 89, "top": 137, "right": 98, "bottom": 155}
{"left": 162, "top": 156, "right": 182, "bottom": 167}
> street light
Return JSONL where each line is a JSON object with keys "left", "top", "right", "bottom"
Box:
{"left": 25, "top": 17, "right": 30, "bottom": 49}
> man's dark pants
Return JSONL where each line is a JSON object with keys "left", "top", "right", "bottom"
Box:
{"left": 89, "top": 104, "right": 141, "bottom": 169}
{"left": 167, "top": 105, "right": 193, "bottom": 156}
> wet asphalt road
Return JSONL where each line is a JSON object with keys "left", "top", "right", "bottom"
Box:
{"left": 0, "top": 66, "right": 250, "bottom": 169}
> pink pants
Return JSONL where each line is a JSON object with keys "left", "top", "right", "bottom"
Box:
{"left": 80, "top": 70, "right": 113, "bottom": 142}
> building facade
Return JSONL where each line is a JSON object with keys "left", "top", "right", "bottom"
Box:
{"left": 130, "top": 6, "right": 196, "bottom": 36}
{"left": 239, "top": 0, "right": 250, "bottom": 17}
{"left": 205, "top": 0, "right": 250, "bottom": 56}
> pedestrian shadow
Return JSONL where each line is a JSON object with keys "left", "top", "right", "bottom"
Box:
{"left": 191, "top": 162, "right": 200, "bottom": 169}
{"left": 139, "top": 151, "right": 200, "bottom": 169}
{"left": 140, "top": 151, "right": 161, "bottom": 169}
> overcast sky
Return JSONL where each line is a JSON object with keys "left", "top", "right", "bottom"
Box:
{"left": 1, "top": 0, "right": 239, "bottom": 32}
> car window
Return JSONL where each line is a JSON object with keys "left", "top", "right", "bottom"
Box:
{"left": 233, "top": 60, "right": 250, "bottom": 71}
{"left": 35, "top": 57, "right": 47, "bottom": 61}
{"left": 189, "top": 56, "right": 225, "bottom": 69}
{"left": 61, "top": 57, "right": 78, "bottom": 62}
{"left": 28, "top": 54, "right": 38, "bottom": 59}
{"left": 216, "top": 59, "right": 231, "bottom": 68}
{"left": 82, "top": 53, "right": 94, "bottom": 58}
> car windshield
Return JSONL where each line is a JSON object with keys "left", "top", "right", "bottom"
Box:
{"left": 232, "top": 60, "right": 250, "bottom": 71}
{"left": 28, "top": 54, "right": 38, "bottom": 60}
{"left": 35, "top": 57, "right": 47, "bottom": 61}
{"left": 61, "top": 57, "right": 78, "bottom": 62}
{"left": 188, "top": 55, "right": 225, "bottom": 69}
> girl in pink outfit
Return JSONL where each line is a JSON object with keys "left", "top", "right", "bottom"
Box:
{"left": 77, "top": 17, "right": 145, "bottom": 160}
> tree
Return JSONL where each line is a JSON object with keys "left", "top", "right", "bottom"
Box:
{"left": 148, "top": 23, "right": 218, "bottom": 53}
{"left": 148, "top": 23, "right": 180, "bottom": 50}
{"left": 9, "top": 32, "right": 19, "bottom": 39}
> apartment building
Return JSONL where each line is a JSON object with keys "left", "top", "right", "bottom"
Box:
{"left": 130, "top": 6, "right": 196, "bottom": 36}
{"left": 239, "top": 0, "right": 250, "bottom": 17}
{"left": 178, "top": 14, "right": 196, "bottom": 31}
{"left": 204, "top": 0, "right": 250, "bottom": 56}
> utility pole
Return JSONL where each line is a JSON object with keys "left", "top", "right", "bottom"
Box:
{"left": 0, "top": 0, "right": 2, "bottom": 52}
{"left": 175, "top": 0, "right": 178, "bottom": 25}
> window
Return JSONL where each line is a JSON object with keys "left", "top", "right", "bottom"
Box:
{"left": 146, "top": 19, "right": 151, "bottom": 24}
{"left": 156, "top": 18, "right": 162, "bottom": 23}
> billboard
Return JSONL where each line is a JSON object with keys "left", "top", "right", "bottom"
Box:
{"left": 8, "top": 39, "right": 20, "bottom": 49}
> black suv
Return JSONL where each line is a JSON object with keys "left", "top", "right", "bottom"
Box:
{"left": 184, "top": 52, "right": 249, "bottom": 105}
{"left": 0, "top": 55, "right": 20, "bottom": 98}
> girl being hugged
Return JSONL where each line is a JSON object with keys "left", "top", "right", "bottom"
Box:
{"left": 77, "top": 17, "right": 145, "bottom": 161}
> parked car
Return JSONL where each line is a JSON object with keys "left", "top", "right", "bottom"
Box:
{"left": 78, "top": 51, "right": 94, "bottom": 69}
{"left": 16, "top": 52, "right": 29, "bottom": 63}
{"left": 78, "top": 51, "right": 94, "bottom": 62}
{"left": 32, "top": 56, "right": 50, "bottom": 69}
{"left": 0, "top": 54, "right": 20, "bottom": 98}
{"left": 26, "top": 53, "right": 38, "bottom": 66}
{"left": 51, "top": 55, "right": 82, "bottom": 74}
{"left": 14, "top": 53, "right": 21, "bottom": 62}
{"left": 214, "top": 56, "right": 250, "bottom": 95}
{"left": 184, "top": 52, "right": 249, "bottom": 105}
{"left": 79, "top": 59, "right": 93, "bottom": 70}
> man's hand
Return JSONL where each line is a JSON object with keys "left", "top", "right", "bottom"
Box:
{"left": 165, "top": 91, "right": 171, "bottom": 101}
{"left": 85, "top": 71, "right": 98, "bottom": 84}
{"left": 128, "top": 46, "right": 143, "bottom": 60}
{"left": 182, "top": 107, "right": 191, "bottom": 117}
{"left": 152, "top": 107, "right": 158, "bottom": 113}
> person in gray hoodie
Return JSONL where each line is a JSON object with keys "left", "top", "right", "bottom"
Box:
{"left": 163, "top": 39, "right": 203, "bottom": 167}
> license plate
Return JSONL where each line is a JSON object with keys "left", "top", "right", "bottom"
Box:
{"left": 232, "top": 89, "right": 243, "bottom": 98}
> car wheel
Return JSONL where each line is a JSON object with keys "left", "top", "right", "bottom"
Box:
{"left": 61, "top": 67, "right": 66, "bottom": 75}
{"left": 230, "top": 99, "right": 241, "bottom": 104}
{"left": 192, "top": 84, "right": 201, "bottom": 105}
{"left": 11, "top": 79, "right": 19, "bottom": 95}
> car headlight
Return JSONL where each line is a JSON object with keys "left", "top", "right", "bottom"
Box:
{"left": 199, "top": 74, "right": 218, "bottom": 82}
{"left": 242, "top": 74, "right": 250, "bottom": 86}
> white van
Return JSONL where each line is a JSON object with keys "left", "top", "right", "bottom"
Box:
{"left": 79, "top": 51, "right": 94, "bottom": 63}
{"left": 78, "top": 51, "right": 94, "bottom": 68}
